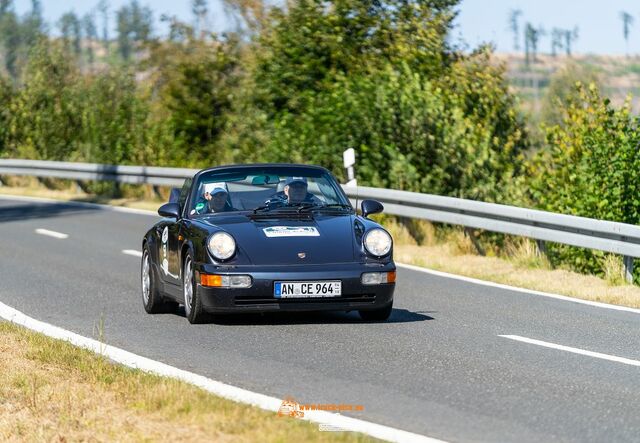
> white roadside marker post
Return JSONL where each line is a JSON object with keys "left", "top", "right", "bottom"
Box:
{"left": 623, "top": 255, "right": 634, "bottom": 284}
{"left": 343, "top": 148, "right": 357, "bottom": 187}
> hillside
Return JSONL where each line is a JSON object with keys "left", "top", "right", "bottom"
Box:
{"left": 493, "top": 53, "right": 640, "bottom": 114}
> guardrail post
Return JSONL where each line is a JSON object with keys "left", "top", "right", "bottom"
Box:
{"left": 75, "top": 180, "right": 88, "bottom": 194}
{"left": 152, "top": 185, "right": 164, "bottom": 200}
{"left": 535, "top": 239, "right": 547, "bottom": 257}
{"left": 623, "top": 256, "right": 634, "bottom": 284}
{"left": 464, "top": 227, "right": 485, "bottom": 256}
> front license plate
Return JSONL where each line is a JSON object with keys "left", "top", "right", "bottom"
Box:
{"left": 274, "top": 281, "right": 342, "bottom": 298}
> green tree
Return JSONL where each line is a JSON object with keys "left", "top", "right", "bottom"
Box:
{"left": 7, "top": 40, "right": 82, "bottom": 160}
{"left": 144, "top": 23, "right": 239, "bottom": 165}
{"left": 529, "top": 83, "right": 640, "bottom": 279}
{"left": 563, "top": 27, "right": 578, "bottom": 56}
{"left": 0, "top": 1, "right": 21, "bottom": 78}
{"left": 229, "top": 0, "right": 528, "bottom": 200}
{"left": 97, "top": 0, "right": 109, "bottom": 53}
{"left": 620, "top": 11, "right": 633, "bottom": 56}
{"left": 540, "top": 63, "right": 600, "bottom": 127}
{"left": 58, "top": 11, "right": 82, "bottom": 56}
{"left": 551, "top": 28, "right": 563, "bottom": 56}
{"left": 508, "top": 9, "right": 522, "bottom": 51}
{"left": 22, "top": 0, "right": 45, "bottom": 47}
{"left": 116, "top": 1, "right": 153, "bottom": 61}
{"left": 0, "top": 75, "right": 14, "bottom": 155}
{"left": 524, "top": 23, "right": 544, "bottom": 67}
{"left": 83, "top": 13, "right": 98, "bottom": 64}
{"left": 78, "top": 68, "right": 148, "bottom": 165}
{"left": 192, "top": 0, "right": 208, "bottom": 36}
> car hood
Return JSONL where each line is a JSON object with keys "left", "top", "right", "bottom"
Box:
{"left": 199, "top": 214, "right": 356, "bottom": 265}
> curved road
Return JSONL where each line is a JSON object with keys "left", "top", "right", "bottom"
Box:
{"left": 1, "top": 196, "right": 640, "bottom": 442}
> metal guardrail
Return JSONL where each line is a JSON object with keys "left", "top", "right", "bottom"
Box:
{"left": 1, "top": 159, "right": 637, "bottom": 282}
{"left": 0, "top": 159, "right": 197, "bottom": 187}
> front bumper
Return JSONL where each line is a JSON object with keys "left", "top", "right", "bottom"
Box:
{"left": 194, "top": 262, "right": 395, "bottom": 313}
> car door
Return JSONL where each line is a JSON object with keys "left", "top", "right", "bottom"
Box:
{"left": 161, "top": 178, "right": 192, "bottom": 287}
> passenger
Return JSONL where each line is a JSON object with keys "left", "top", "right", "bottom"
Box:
{"left": 267, "top": 177, "right": 321, "bottom": 206}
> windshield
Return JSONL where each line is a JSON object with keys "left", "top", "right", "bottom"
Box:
{"left": 187, "top": 166, "right": 351, "bottom": 216}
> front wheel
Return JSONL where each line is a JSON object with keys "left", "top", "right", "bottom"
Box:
{"left": 183, "top": 251, "right": 208, "bottom": 324}
{"left": 358, "top": 302, "right": 393, "bottom": 322}
{"left": 141, "top": 245, "right": 177, "bottom": 314}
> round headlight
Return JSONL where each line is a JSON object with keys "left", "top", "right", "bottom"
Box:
{"left": 363, "top": 228, "right": 392, "bottom": 256}
{"left": 208, "top": 232, "right": 236, "bottom": 260}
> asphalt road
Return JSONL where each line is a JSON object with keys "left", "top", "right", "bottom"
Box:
{"left": 1, "top": 196, "right": 640, "bottom": 442}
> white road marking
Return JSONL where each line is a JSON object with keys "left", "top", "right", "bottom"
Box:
{"left": 397, "top": 262, "right": 640, "bottom": 315}
{"left": 0, "top": 300, "right": 445, "bottom": 443}
{"left": 122, "top": 249, "right": 143, "bottom": 258}
{"left": 35, "top": 228, "right": 69, "bottom": 239}
{"left": 499, "top": 335, "right": 640, "bottom": 367}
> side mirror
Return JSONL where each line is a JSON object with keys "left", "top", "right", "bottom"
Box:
{"left": 169, "top": 188, "right": 181, "bottom": 203}
{"left": 158, "top": 202, "right": 180, "bottom": 219}
{"left": 361, "top": 199, "right": 384, "bottom": 218}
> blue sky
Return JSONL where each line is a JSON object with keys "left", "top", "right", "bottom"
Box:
{"left": 12, "top": 0, "right": 640, "bottom": 55}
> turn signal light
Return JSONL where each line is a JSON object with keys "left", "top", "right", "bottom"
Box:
{"left": 200, "top": 273, "right": 252, "bottom": 288}
{"left": 201, "top": 274, "right": 223, "bottom": 287}
{"left": 387, "top": 270, "right": 396, "bottom": 283}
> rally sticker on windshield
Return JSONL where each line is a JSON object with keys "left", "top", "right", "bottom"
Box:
{"left": 263, "top": 226, "right": 320, "bottom": 238}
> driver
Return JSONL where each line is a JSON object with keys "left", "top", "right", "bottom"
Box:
{"left": 194, "top": 183, "right": 234, "bottom": 214}
{"left": 266, "top": 177, "right": 321, "bottom": 206}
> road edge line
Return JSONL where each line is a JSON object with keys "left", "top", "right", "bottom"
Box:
{"left": 0, "top": 300, "right": 445, "bottom": 443}
{"left": 396, "top": 262, "right": 640, "bottom": 315}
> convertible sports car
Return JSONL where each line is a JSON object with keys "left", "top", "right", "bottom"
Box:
{"left": 141, "top": 164, "right": 396, "bottom": 323}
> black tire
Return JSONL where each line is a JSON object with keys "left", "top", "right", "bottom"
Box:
{"left": 183, "top": 250, "right": 208, "bottom": 324}
{"left": 358, "top": 302, "right": 393, "bottom": 322}
{"left": 141, "top": 245, "right": 177, "bottom": 314}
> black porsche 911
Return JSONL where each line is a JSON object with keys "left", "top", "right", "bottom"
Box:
{"left": 141, "top": 164, "right": 396, "bottom": 323}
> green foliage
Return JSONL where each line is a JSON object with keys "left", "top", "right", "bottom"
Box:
{"left": 0, "top": 74, "right": 14, "bottom": 156}
{"left": 116, "top": 0, "right": 153, "bottom": 61}
{"left": 144, "top": 26, "right": 240, "bottom": 166}
{"left": 58, "top": 11, "right": 82, "bottom": 56}
{"left": 529, "top": 82, "right": 640, "bottom": 280}
{"left": 7, "top": 41, "right": 82, "bottom": 160}
{"left": 541, "top": 63, "right": 600, "bottom": 127}
{"left": 4, "top": 40, "right": 153, "bottom": 170}
{"left": 235, "top": 0, "right": 526, "bottom": 201}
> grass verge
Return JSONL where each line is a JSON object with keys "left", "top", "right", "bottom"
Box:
{"left": 394, "top": 244, "right": 640, "bottom": 308}
{"left": 0, "top": 321, "right": 375, "bottom": 442}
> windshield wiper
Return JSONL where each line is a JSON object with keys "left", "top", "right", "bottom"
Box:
{"left": 252, "top": 205, "right": 272, "bottom": 214}
{"left": 298, "top": 203, "right": 352, "bottom": 213}
{"left": 252, "top": 203, "right": 304, "bottom": 214}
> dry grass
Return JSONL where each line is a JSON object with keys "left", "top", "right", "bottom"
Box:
{"left": 0, "top": 321, "right": 374, "bottom": 442}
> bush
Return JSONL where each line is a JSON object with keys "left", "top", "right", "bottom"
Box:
{"left": 528, "top": 82, "right": 640, "bottom": 281}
